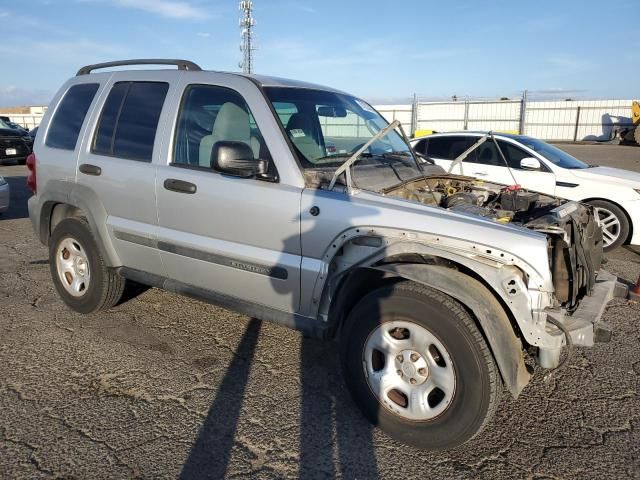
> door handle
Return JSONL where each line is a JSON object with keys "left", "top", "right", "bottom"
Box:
{"left": 473, "top": 171, "right": 488, "bottom": 176}
{"left": 79, "top": 164, "right": 102, "bottom": 176}
{"left": 164, "top": 178, "right": 197, "bottom": 194}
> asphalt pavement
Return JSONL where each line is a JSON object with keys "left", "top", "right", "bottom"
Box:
{"left": 0, "top": 144, "right": 639, "bottom": 479}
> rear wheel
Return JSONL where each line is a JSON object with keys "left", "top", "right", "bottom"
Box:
{"left": 588, "top": 200, "right": 629, "bottom": 252}
{"left": 49, "top": 217, "right": 125, "bottom": 314}
{"left": 340, "top": 281, "right": 502, "bottom": 450}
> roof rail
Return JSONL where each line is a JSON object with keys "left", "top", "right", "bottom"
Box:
{"left": 76, "top": 59, "right": 202, "bottom": 76}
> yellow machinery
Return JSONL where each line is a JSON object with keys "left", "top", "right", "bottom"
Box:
{"left": 620, "top": 101, "right": 640, "bottom": 145}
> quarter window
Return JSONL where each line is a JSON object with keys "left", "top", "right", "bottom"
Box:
{"left": 93, "top": 81, "right": 169, "bottom": 162}
{"left": 46, "top": 83, "right": 99, "bottom": 150}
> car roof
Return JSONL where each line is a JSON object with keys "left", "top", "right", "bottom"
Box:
{"left": 413, "top": 131, "right": 526, "bottom": 141}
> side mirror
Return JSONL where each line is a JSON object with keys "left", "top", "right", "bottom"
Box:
{"left": 520, "top": 157, "right": 541, "bottom": 171}
{"left": 211, "top": 141, "right": 267, "bottom": 178}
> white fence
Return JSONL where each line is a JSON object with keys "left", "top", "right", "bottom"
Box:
{"left": 3, "top": 98, "right": 636, "bottom": 142}
{"left": 375, "top": 98, "right": 636, "bottom": 141}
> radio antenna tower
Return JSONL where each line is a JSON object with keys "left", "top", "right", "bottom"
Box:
{"left": 239, "top": 1, "right": 255, "bottom": 74}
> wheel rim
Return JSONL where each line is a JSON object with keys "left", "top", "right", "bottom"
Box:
{"left": 594, "top": 207, "right": 621, "bottom": 248}
{"left": 55, "top": 237, "right": 91, "bottom": 297}
{"left": 363, "top": 319, "right": 456, "bottom": 421}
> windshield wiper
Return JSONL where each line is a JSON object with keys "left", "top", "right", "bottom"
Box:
{"left": 328, "top": 120, "right": 401, "bottom": 191}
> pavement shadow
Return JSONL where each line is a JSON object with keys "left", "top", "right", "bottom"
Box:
{"left": 0, "top": 175, "right": 29, "bottom": 220}
{"left": 180, "top": 318, "right": 262, "bottom": 480}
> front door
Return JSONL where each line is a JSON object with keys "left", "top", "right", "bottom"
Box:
{"left": 470, "top": 139, "right": 556, "bottom": 195}
{"left": 154, "top": 83, "right": 303, "bottom": 313}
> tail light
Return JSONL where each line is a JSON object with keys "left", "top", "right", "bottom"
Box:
{"left": 26, "top": 153, "right": 36, "bottom": 195}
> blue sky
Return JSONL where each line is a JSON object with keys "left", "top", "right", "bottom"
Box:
{"left": 0, "top": 0, "right": 638, "bottom": 107}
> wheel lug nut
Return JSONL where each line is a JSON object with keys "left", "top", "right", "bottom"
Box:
{"left": 396, "top": 370, "right": 402, "bottom": 376}
{"left": 410, "top": 353, "right": 419, "bottom": 362}
{"left": 418, "top": 368, "right": 427, "bottom": 375}
{"left": 396, "top": 355, "right": 403, "bottom": 363}
{"left": 410, "top": 378, "right": 417, "bottom": 384}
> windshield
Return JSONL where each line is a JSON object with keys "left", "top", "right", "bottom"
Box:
{"left": 264, "top": 87, "right": 422, "bottom": 191}
{"left": 516, "top": 136, "right": 589, "bottom": 169}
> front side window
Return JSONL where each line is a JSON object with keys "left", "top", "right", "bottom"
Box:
{"left": 173, "top": 84, "right": 271, "bottom": 169}
{"left": 472, "top": 140, "right": 534, "bottom": 169}
{"left": 265, "top": 87, "right": 421, "bottom": 191}
{"left": 46, "top": 83, "right": 99, "bottom": 150}
{"left": 515, "top": 136, "right": 589, "bottom": 169}
{"left": 93, "top": 81, "right": 169, "bottom": 162}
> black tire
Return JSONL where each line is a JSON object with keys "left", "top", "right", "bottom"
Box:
{"left": 587, "top": 200, "right": 629, "bottom": 252}
{"left": 340, "top": 281, "right": 502, "bottom": 450}
{"left": 49, "top": 217, "right": 125, "bottom": 314}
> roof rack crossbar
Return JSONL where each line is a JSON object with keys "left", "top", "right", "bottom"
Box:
{"left": 76, "top": 59, "right": 202, "bottom": 76}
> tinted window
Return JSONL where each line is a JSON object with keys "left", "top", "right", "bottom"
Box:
{"left": 427, "top": 136, "right": 472, "bottom": 160}
{"left": 413, "top": 139, "right": 428, "bottom": 155}
{"left": 93, "top": 82, "right": 127, "bottom": 154}
{"left": 474, "top": 140, "right": 531, "bottom": 169}
{"left": 93, "top": 82, "right": 169, "bottom": 162}
{"left": 173, "top": 84, "right": 271, "bottom": 169}
{"left": 46, "top": 83, "right": 99, "bottom": 150}
{"left": 498, "top": 141, "right": 530, "bottom": 169}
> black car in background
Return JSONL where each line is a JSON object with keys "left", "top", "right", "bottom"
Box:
{"left": 0, "top": 118, "right": 33, "bottom": 163}
{"left": 0, "top": 127, "right": 30, "bottom": 165}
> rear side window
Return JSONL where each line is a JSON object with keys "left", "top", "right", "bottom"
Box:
{"left": 427, "top": 136, "right": 472, "bottom": 160}
{"left": 46, "top": 83, "right": 99, "bottom": 150}
{"left": 93, "top": 81, "right": 169, "bottom": 162}
{"left": 413, "top": 139, "right": 428, "bottom": 155}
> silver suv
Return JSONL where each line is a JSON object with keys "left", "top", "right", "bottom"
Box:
{"left": 27, "top": 59, "right": 629, "bottom": 450}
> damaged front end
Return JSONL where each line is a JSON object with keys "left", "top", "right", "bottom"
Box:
{"left": 383, "top": 175, "right": 603, "bottom": 315}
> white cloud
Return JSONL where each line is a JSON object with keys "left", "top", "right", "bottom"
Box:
{"left": 104, "top": 0, "right": 211, "bottom": 20}
{"left": 197, "top": 32, "right": 211, "bottom": 38}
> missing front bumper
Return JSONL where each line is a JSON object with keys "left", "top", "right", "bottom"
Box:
{"left": 539, "top": 270, "right": 628, "bottom": 368}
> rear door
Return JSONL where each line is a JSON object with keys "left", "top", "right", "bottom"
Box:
{"left": 154, "top": 78, "right": 303, "bottom": 313}
{"left": 77, "top": 72, "right": 175, "bottom": 276}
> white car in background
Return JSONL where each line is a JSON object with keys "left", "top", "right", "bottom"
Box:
{"left": 0, "top": 176, "right": 10, "bottom": 214}
{"left": 411, "top": 132, "right": 640, "bottom": 251}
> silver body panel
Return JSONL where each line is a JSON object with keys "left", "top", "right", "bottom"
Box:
{"left": 28, "top": 68, "right": 618, "bottom": 377}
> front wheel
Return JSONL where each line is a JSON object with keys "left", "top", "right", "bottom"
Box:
{"left": 340, "top": 281, "right": 502, "bottom": 450}
{"left": 588, "top": 200, "right": 629, "bottom": 252}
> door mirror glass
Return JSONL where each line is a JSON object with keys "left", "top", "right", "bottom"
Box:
{"left": 211, "top": 141, "right": 267, "bottom": 178}
{"left": 520, "top": 157, "right": 541, "bottom": 170}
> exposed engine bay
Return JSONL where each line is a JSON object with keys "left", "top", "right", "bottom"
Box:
{"left": 382, "top": 175, "right": 603, "bottom": 310}
{"left": 382, "top": 174, "right": 563, "bottom": 225}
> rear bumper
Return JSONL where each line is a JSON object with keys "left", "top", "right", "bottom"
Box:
{"left": 540, "top": 270, "right": 627, "bottom": 367}
{"left": 27, "top": 195, "right": 42, "bottom": 240}
{"left": 0, "top": 184, "right": 9, "bottom": 212}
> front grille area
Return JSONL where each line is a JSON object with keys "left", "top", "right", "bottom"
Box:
{"left": 552, "top": 205, "right": 603, "bottom": 311}
{"left": 0, "top": 137, "right": 28, "bottom": 159}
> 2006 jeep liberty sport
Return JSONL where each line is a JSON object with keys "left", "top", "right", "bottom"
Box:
{"left": 27, "top": 59, "right": 631, "bottom": 450}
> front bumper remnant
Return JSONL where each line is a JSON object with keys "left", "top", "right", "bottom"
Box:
{"left": 539, "top": 270, "right": 629, "bottom": 368}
